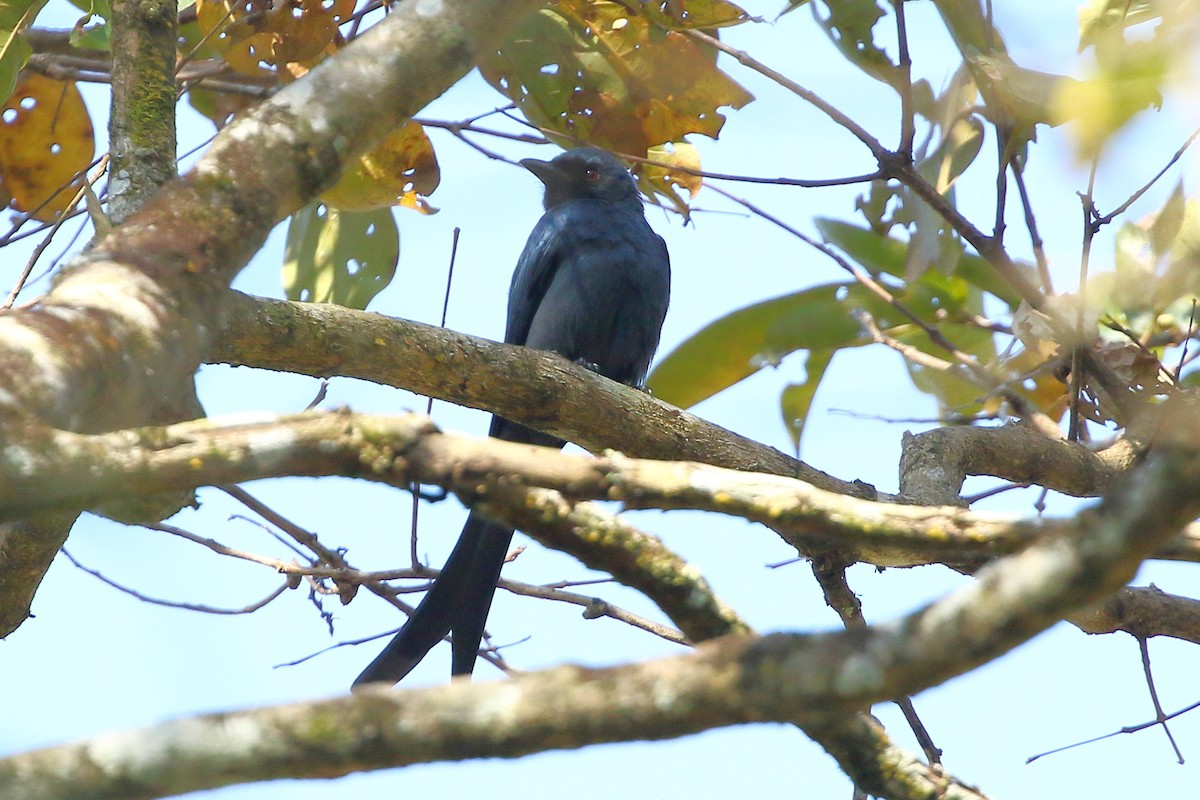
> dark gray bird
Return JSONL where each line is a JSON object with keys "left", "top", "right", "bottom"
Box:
{"left": 353, "top": 146, "right": 671, "bottom": 685}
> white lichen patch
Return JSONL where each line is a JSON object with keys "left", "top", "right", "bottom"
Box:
{"left": 216, "top": 411, "right": 282, "bottom": 427}
{"left": 831, "top": 652, "right": 885, "bottom": 697}
{"left": 244, "top": 427, "right": 299, "bottom": 467}
{"left": 269, "top": 81, "right": 331, "bottom": 137}
{"left": 1, "top": 445, "right": 38, "bottom": 476}
{"left": 87, "top": 713, "right": 277, "bottom": 782}
{"left": 0, "top": 316, "right": 56, "bottom": 352}
{"left": 51, "top": 264, "right": 164, "bottom": 330}
{"left": 688, "top": 465, "right": 796, "bottom": 495}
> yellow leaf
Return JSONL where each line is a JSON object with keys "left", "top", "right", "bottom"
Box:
{"left": 0, "top": 73, "right": 94, "bottom": 221}
{"left": 636, "top": 141, "right": 701, "bottom": 215}
{"left": 321, "top": 121, "right": 440, "bottom": 213}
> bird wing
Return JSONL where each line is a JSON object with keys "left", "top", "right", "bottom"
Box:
{"left": 504, "top": 204, "right": 577, "bottom": 347}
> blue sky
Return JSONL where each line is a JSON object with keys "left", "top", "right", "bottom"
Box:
{"left": 6, "top": 2, "right": 1200, "bottom": 798}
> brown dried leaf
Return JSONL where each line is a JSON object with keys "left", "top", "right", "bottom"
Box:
{"left": 482, "top": 1, "right": 752, "bottom": 159}
{"left": 196, "top": 0, "right": 353, "bottom": 76}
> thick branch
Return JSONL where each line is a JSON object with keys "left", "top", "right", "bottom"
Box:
{"left": 211, "top": 291, "right": 872, "bottom": 496}
{"left": 1070, "top": 586, "right": 1200, "bottom": 644}
{"left": 4, "top": 410, "right": 1198, "bottom": 570}
{"left": 899, "top": 423, "right": 1140, "bottom": 505}
{"left": 107, "top": 0, "right": 177, "bottom": 222}
{"left": 0, "top": 513, "right": 77, "bottom": 635}
{"left": 6, "top": 441, "right": 1197, "bottom": 799}
{"left": 0, "top": 0, "right": 543, "bottom": 634}
{"left": 478, "top": 488, "right": 752, "bottom": 643}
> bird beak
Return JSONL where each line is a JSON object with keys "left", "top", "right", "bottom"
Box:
{"left": 519, "top": 158, "right": 563, "bottom": 186}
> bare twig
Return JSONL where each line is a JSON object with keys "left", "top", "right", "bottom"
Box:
{"left": 62, "top": 548, "right": 289, "bottom": 615}
{"left": 1137, "top": 636, "right": 1185, "bottom": 764}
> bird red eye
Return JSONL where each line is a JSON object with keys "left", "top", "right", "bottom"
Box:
{"left": 584, "top": 167, "right": 600, "bottom": 181}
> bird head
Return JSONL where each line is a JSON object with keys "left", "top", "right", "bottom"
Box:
{"left": 520, "top": 147, "right": 641, "bottom": 211}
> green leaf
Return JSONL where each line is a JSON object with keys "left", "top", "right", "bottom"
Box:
{"left": 0, "top": 0, "right": 45, "bottom": 31}
{"left": 1053, "top": 38, "right": 1166, "bottom": 160}
{"left": 1112, "top": 220, "right": 1153, "bottom": 310}
{"left": 813, "top": 0, "right": 899, "bottom": 88}
{"left": 70, "top": 20, "right": 109, "bottom": 50}
{"left": 64, "top": 0, "right": 112, "bottom": 49}
{"left": 900, "top": 322, "right": 996, "bottom": 415}
{"left": 817, "top": 217, "right": 1026, "bottom": 309}
{"left": 1180, "top": 366, "right": 1200, "bottom": 390}
{"left": 929, "top": 116, "right": 984, "bottom": 194}
{"left": 1149, "top": 179, "right": 1186, "bottom": 258}
{"left": 777, "top": 0, "right": 812, "bottom": 17}
{"left": 647, "top": 282, "right": 887, "bottom": 409}
{"left": 0, "top": 30, "right": 28, "bottom": 104}
{"left": 928, "top": 0, "right": 994, "bottom": 54}
{"left": 0, "top": 0, "right": 43, "bottom": 105}
{"left": 780, "top": 349, "right": 833, "bottom": 452}
{"left": 282, "top": 203, "right": 399, "bottom": 310}
{"left": 1160, "top": 200, "right": 1200, "bottom": 305}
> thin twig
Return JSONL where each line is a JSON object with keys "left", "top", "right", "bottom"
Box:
{"left": 682, "top": 28, "right": 887, "bottom": 157}
{"left": 496, "top": 578, "right": 687, "bottom": 645}
{"left": 411, "top": 226, "right": 462, "bottom": 568}
{"left": 1010, "top": 157, "right": 1052, "bottom": 292}
{"left": 708, "top": 182, "right": 1061, "bottom": 436}
{"left": 1138, "top": 636, "right": 1185, "bottom": 764}
{"left": 810, "top": 554, "right": 942, "bottom": 767}
{"left": 1027, "top": 696, "right": 1200, "bottom": 764}
{"left": 1071, "top": 159, "right": 1102, "bottom": 440}
{"left": 62, "top": 548, "right": 289, "bottom": 614}
{"left": 4, "top": 155, "right": 108, "bottom": 308}
{"left": 1094, "top": 125, "right": 1200, "bottom": 225}
{"left": 890, "top": 0, "right": 915, "bottom": 158}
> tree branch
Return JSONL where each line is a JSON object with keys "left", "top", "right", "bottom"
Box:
{"left": 7, "top": 438, "right": 1198, "bottom": 799}
{"left": 0, "top": 0, "right": 544, "bottom": 636}
{"left": 899, "top": 423, "right": 1140, "bottom": 505}
{"left": 210, "top": 290, "right": 865, "bottom": 495}
{"left": 4, "top": 409, "right": 1198, "bottom": 570}
{"left": 1071, "top": 586, "right": 1200, "bottom": 644}
{"left": 107, "top": 0, "right": 177, "bottom": 222}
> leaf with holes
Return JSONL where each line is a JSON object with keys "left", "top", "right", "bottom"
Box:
{"left": 634, "top": 141, "right": 701, "bottom": 217}
{"left": 321, "top": 121, "right": 439, "bottom": 213}
{"left": 482, "top": 1, "right": 752, "bottom": 166}
{"left": 617, "top": 0, "right": 751, "bottom": 29}
{"left": 813, "top": 0, "right": 900, "bottom": 89}
{"left": 283, "top": 203, "right": 399, "bottom": 310}
{"left": 0, "top": 73, "right": 94, "bottom": 221}
{"left": 196, "top": 0, "right": 354, "bottom": 76}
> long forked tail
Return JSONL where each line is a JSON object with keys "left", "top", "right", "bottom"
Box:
{"left": 353, "top": 417, "right": 562, "bottom": 686}
{"left": 352, "top": 513, "right": 514, "bottom": 685}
